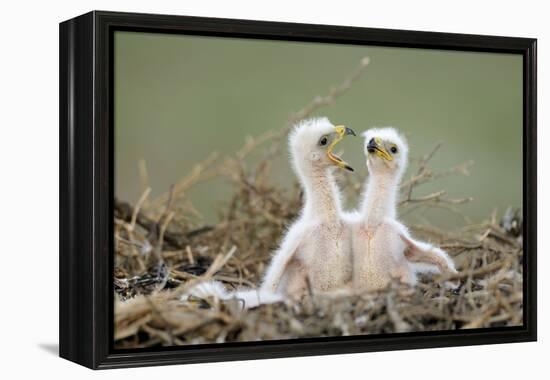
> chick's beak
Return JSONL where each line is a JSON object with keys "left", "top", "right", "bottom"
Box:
{"left": 327, "top": 125, "right": 356, "bottom": 172}
{"left": 367, "top": 137, "right": 393, "bottom": 161}
{"left": 343, "top": 127, "right": 357, "bottom": 136}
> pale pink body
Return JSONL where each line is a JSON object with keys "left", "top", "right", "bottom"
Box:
{"left": 278, "top": 219, "right": 353, "bottom": 297}
{"left": 352, "top": 220, "right": 416, "bottom": 290}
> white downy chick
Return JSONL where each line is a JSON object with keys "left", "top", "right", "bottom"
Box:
{"left": 350, "top": 128, "right": 457, "bottom": 291}
{"left": 186, "top": 118, "right": 357, "bottom": 307}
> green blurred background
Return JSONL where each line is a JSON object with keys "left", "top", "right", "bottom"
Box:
{"left": 114, "top": 31, "right": 522, "bottom": 228}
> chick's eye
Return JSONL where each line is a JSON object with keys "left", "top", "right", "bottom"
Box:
{"left": 319, "top": 136, "right": 328, "bottom": 146}
{"left": 390, "top": 146, "right": 398, "bottom": 154}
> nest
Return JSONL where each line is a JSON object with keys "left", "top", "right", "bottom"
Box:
{"left": 113, "top": 57, "right": 523, "bottom": 349}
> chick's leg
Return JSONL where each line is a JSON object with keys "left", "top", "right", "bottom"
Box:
{"left": 284, "top": 259, "right": 308, "bottom": 300}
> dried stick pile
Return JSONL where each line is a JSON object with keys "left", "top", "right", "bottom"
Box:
{"left": 113, "top": 58, "right": 523, "bottom": 349}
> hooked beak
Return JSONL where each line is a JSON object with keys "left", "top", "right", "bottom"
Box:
{"left": 367, "top": 137, "right": 393, "bottom": 161}
{"left": 327, "top": 125, "right": 356, "bottom": 171}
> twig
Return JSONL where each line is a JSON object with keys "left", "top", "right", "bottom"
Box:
{"left": 130, "top": 187, "right": 151, "bottom": 232}
{"left": 138, "top": 159, "right": 150, "bottom": 207}
{"left": 287, "top": 57, "right": 371, "bottom": 127}
{"left": 151, "top": 152, "right": 219, "bottom": 208}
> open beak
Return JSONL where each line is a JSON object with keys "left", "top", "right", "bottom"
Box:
{"left": 367, "top": 137, "right": 393, "bottom": 161}
{"left": 327, "top": 125, "right": 356, "bottom": 171}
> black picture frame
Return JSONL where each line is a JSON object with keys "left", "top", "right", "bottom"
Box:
{"left": 59, "top": 10, "right": 537, "bottom": 369}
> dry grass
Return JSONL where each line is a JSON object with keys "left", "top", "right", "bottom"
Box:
{"left": 113, "top": 57, "right": 523, "bottom": 349}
